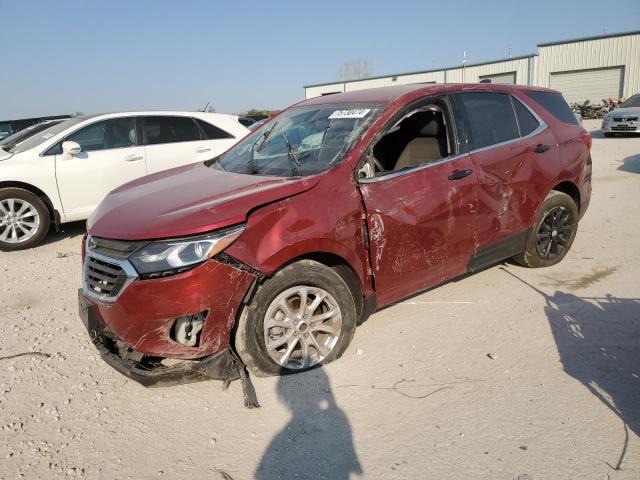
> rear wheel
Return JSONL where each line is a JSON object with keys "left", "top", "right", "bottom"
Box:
{"left": 512, "top": 190, "right": 578, "bottom": 268}
{"left": 0, "top": 188, "right": 50, "bottom": 251}
{"left": 235, "top": 260, "right": 357, "bottom": 376}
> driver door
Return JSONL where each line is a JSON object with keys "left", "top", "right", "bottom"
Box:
{"left": 54, "top": 117, "right": 147, "bottom": 219}
{"left": 358, "top": 98, "right": 479, "bottom": 306}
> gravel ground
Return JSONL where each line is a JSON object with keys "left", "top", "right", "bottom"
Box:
{"left": 0, "top": 120, "right": 638, "bottom": 480}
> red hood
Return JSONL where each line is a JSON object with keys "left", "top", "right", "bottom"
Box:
{"left": 87, "top": 162, "right": 320, "bottom": 240}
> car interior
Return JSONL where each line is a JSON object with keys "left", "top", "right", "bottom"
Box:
{"left": 369, "top": 103, "right": 452, "bottom": 176}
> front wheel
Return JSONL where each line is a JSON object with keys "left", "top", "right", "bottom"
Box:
{"left": 235, "top": 260, "right": 357, "bottom": 377}
{"left": 604, "top": 132, "right": 615, "bottom": 138}
{"left": 512, "top": 190, "right": 578, "bottom": 268}
{"left": 0, "top": 188, "right": 50, "bottom": 251}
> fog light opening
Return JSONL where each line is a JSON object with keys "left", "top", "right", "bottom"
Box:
{"left": 171, "top": 311, "right": 208, "bottom": 347}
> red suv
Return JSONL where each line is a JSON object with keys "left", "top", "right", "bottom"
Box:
{"left": 78, "top": 84, "right": 592, "bottom": 386}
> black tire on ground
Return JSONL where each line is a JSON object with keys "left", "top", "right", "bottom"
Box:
{"left": 235, "top": 259, "right": 358, "bottom": 377}
{"left": 0, "top": 188, "right": 51, "bottom": 252}
{"left": 512, "top": 190, "right": 578, "bottom": 268}
{"left": 604, "top": 132, "right": 615, "bottom": 137}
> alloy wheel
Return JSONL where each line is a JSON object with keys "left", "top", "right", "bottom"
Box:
{"left": 536, "top": 206, "right": 573, "bottom": 260}
{"left": 0, "top": 198, "right": 41, "bottom": 244}
{"left": 263, "top": 285, "right": 342, "bottom": 370}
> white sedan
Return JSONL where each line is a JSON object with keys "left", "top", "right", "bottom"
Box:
{"left": 0, "top": 111, "right": 249, "bottom": 250}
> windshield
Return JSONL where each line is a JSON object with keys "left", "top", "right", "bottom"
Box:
{"left": 621, "top": 95, "right": 640, "bottom": 108}
{"left": 9, "top": 117, "right": 85, "bottom": 154}
{"left": 212, "top": 103, "right": 382, "bottom": 177}
{"left": 0, "top": 121, "right": 63, "bottom": 150}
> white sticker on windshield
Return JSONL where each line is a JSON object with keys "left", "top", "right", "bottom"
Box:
{"left": 42, "top": 133, "right": 55, "bottom": 139}
{"left": 328, "top": 108, "right": 371, "bottom": 119}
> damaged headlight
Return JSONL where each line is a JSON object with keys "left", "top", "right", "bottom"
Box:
{"left": 129, "top": 225, "right": 245, "bottom": 276}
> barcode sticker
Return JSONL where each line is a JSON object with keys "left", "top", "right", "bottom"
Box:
{"left": 328, "top": 109, "right": 371, "bottom": 119}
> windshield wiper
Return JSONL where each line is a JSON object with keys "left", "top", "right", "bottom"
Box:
{"left": 248, "top": 121, "right": 278, "bottom": 175}
{"left": 281, "top": 132, "right": 301, "bottom": 176}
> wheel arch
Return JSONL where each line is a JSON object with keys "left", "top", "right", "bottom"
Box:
{"left": 0, "top": 181, "right": 59, "bottom": 224}
{"left": 271, "top": 252, "right": 366, "bottom": 323}
{"left": 551, "top": 180, "right": 581, "bottom": 211}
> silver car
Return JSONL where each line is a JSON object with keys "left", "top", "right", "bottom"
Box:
{"left": 601, "top": 94, "right": 640, "bottom": 136}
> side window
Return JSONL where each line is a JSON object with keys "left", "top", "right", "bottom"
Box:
{"left": 512, "top": 97, "right": 540, "bottom": 137}
{"left": 143, "top": 116, "right": 201, "bottom": 145}
{"left": 50, "top": 117, "right": 137, "bottom": 154}
{"left": 526, "top": 92, "right": 579, "bottom": 126}
{"left": 0, "top": 122, "right": 12, "bottom": 140}
{"left": 69, "top": 122, "right": 106, "bottom": 151}
{"left": 460, "top": 92, "right": 519, "bottom": 149}
{"left": 371, "top": 100, "right": 452, "bottom": 175}
{"left": 196, "top": 119, "right": 234, "bottom": 140}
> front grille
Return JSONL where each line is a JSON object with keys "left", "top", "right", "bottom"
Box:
{"left": 83, "top": 235, "right": 139, "bottom": 302}
{"left": 611, "top": 125, "right": 637, "bottom": 131}
{"left": 613, "top": 117, "right": 638, "bottom": 122}
{"left": 85, "top": 256, "right": 129, "bottom": 298}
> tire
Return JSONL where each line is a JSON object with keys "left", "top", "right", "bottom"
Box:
{"left": 0, "top": 188, "right": 51, "bottom": 251}
{"left": 235, "top": 259, "right": 358, "bottom": 377}
{"left": 604, "top": 132, "right": 615, "bottom": 138}
{"left": 512, "top": 190, "right": 578, "bottom": 268}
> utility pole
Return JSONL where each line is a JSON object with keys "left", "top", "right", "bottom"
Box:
{"left": 462, "top": 50, "right": 467, "bottom": 82}
{"left": 508, "top": 44, "right": 512, "bottom": 58}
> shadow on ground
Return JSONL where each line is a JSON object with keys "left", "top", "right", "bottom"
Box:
{"left": 256, "top": 368, "right": 362, "bottom": 479}
{"left": 503, "top": 269, "right": 640, "bottom": 470}
{"left": 618, "top": 154, "right": 640, "bottom": 174}
{"left": 41, "top": 220, "right": 86, "bottom": 246}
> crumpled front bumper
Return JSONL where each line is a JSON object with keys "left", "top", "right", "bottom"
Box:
{"left": 79, "top": 289, "right": 242, "bottom": 387}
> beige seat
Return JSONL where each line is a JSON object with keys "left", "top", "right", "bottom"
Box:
{"left": 394, "top": 111, "right": 448, "bottom": 171}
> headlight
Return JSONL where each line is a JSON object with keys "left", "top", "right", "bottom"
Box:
{"left": 129, "top": 225, "right": 245, "bottom": 276}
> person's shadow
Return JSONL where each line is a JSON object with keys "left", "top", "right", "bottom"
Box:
{"left": 502, "top": 269, "right": 640, "bottom": 470}
{"left": 256, "top": 368, "right": 362, "bottom": 480}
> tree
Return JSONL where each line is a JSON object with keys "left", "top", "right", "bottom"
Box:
{"left": 338, "top": 59, "right": 371, "bottom": 81}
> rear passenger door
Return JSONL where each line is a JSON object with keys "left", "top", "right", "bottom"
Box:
{"left": 142, "top": 116, "right": 215, "bottom": 174}
{"left": 454, "top": 92, "right": 553, "bottom": 268}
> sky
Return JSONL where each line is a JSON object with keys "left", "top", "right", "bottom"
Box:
{"left": 1, "top": 0, "right": 639, "bottom": 118}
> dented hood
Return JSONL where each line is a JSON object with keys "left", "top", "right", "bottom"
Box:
{"left": 88, "top": 162, "right": 320, "bottom": 240}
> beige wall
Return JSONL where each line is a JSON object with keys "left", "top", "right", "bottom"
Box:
{"left": 305, "top": 57, "right": 534, "bottom": 99}
{"left": 537, "top": 34, "right": 640, "bottom": 98}
{"left": 304, "top": 33, "right": 640, "bottom": 100}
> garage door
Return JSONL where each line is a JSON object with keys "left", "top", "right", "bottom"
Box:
{"left": 550, "top": 67, "right": 623, "bottom": 104}
{"left": 479, "top": 72, "right": 516, "bottom": 84}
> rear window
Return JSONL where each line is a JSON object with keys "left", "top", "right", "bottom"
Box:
{"left": 460, "top": 92, "right": 519, "bottom": 149}
{"left": 526, "top": 92, "right": 578, "bottom": 125}
{"left": 196, "top": 119, "right": 234, "bottom": 140}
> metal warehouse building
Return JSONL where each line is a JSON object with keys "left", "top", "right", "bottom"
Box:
{"left": 304, "top": 30, "right": 640, "bottom": 104}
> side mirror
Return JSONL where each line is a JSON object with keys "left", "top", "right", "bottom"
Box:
{"left": 62, "top": 141, "right": 81, "bottom": 158}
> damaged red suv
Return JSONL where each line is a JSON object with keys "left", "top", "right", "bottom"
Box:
{"left": 79, "top": 84, "right": 591, "bottom": 387}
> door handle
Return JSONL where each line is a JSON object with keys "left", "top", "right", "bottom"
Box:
{"left": 448, "top": 169, "right": 473, "bottom": 181}
{"left": 124, "top": 154, "right": 144, "bottom": 162}
{"left": 196, "top": 147, "right": 212, "bottom": 153}
{"left": 533, "top": 144, "right": 551, "bottom": 153}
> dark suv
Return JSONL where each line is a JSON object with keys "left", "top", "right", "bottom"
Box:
{"left": 78, "top": 84, "right": 592, "bottom": 387}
